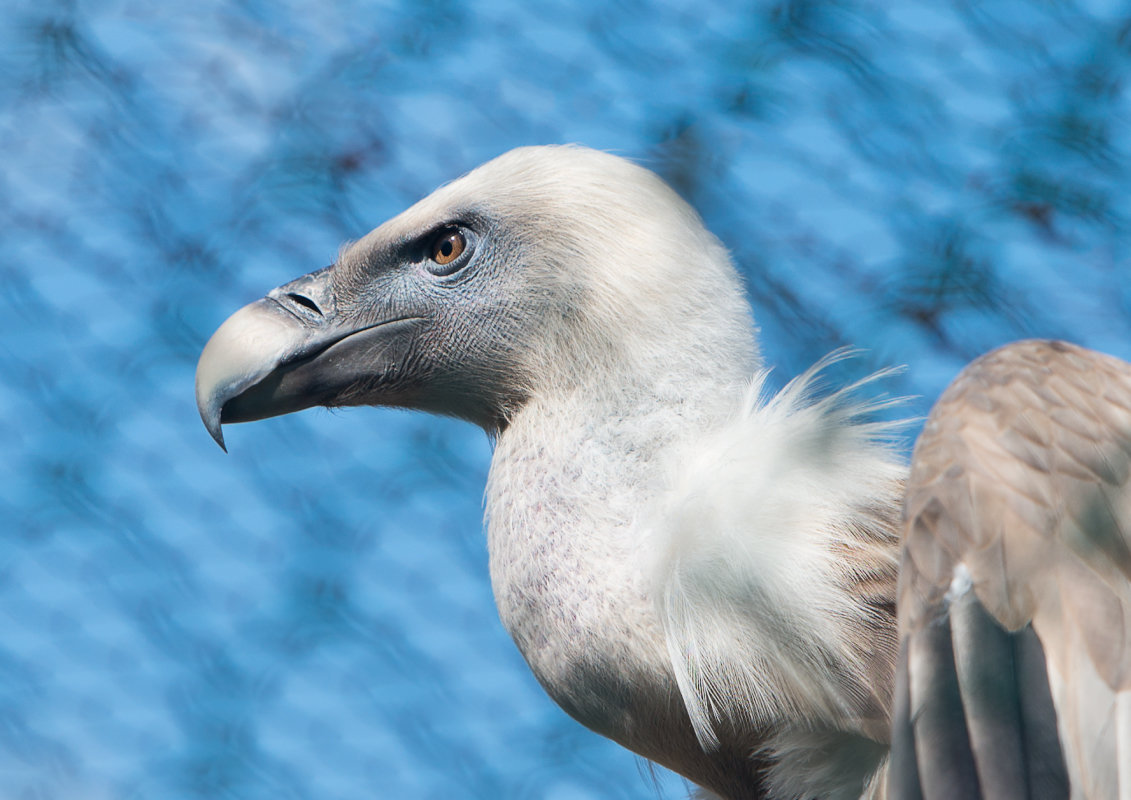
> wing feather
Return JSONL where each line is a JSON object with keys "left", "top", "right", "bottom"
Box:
{"left": 893, "top": 339, "right": 1131, "bottom": 799}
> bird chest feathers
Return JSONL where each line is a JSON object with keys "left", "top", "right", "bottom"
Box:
{"left": 482, "top": 380, "right": 904, "bottom": 799}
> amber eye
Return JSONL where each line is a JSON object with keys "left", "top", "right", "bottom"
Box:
{"left": 430, "top": 228, "right": 466, "bottom": 267}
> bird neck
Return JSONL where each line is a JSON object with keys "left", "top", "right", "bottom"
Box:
{"left": 483, "top": 354, "right": 906, "bottom": 799}
{"left": 482, "top": 383, "right": 748, "bottom": 786}
{"left": 485, "top": 361, "right": 750, "bottom": 660}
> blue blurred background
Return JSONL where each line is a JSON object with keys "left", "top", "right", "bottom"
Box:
{"left": 3, "top": 1, "right": 1130, "bottom": 798}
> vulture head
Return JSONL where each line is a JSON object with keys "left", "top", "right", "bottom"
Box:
{"left": 197, "top": 145, "right": 756, "bottom": 447}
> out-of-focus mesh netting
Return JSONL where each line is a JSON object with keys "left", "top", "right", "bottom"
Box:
{"left": 2, "top": 1, "right": 1129, "bottom": 798}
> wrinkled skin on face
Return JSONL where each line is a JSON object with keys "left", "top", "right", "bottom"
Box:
{"left": 196, "top": 205, "right": 552, "bottom": 448}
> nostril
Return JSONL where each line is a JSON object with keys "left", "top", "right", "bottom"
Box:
{"left": 287, "top": 292, "right": 323, "bottom": 316}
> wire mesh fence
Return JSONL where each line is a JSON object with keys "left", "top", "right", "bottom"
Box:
{"left": 2, "top": 1, "right": 1129, "bottom": 797}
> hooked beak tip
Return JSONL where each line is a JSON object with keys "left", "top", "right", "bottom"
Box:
{"left": 205, "top": 408, "right": 228, "bottom": 452}
{"left": 196, "top": 388, "right": 229, "bottom": 452}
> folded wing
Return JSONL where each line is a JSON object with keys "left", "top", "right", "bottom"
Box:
{"left": 892, "top": 339, "right": 1131, "bottom": 799}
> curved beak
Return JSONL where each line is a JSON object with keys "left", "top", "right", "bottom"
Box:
{"left": 195, "top": 267, "right": 423, "bottom": 450}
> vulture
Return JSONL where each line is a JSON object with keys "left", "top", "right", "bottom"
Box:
{"left": 195, "top": 145, "right": 1131, "bottom": 800}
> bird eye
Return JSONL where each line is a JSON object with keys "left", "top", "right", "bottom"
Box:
{"left": 429, "top": 228, "right": 466, "bottom": 269}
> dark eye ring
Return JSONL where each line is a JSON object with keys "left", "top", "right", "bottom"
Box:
{"left": 428, "top": 228, "right": 467, "bottom": 271}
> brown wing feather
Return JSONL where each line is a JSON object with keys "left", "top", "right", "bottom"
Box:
{"left": 893, "top": 339, "right": 1131, "bottom": 798}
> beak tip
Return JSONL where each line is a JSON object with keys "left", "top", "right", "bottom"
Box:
{"left": 199, "top": 397, "right": 229, "bottom": 452}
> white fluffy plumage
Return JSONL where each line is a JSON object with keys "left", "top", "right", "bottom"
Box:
{"left": 653, "top": 358, "right": 905, "bottom": 739}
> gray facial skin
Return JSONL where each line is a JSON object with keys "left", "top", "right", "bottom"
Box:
{"left": 196, "top": 210, "right": 544, "bottom": 450}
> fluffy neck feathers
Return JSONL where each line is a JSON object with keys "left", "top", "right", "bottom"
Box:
{"left": 485, "top": 352, "right": 904, "bottom": 799}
